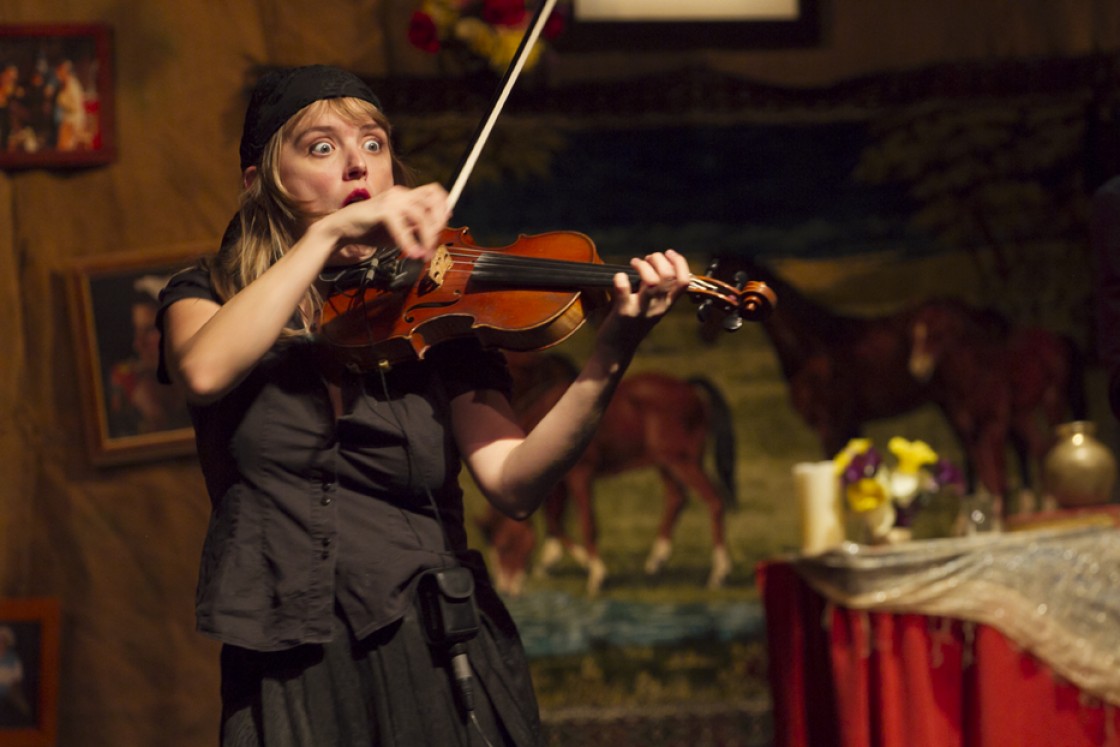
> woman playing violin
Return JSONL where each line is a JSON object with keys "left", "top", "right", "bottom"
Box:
{"left": 157, "top": 65, "right": 690, "bottom": 746}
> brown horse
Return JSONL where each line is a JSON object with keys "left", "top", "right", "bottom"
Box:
{"left": 477, "top": 351, "right": 738, "bottom": 596}
{"left": 703, "top": 256, "right": 935, "bottom": 457}
{"left": 908, "top": 297, "right": 1085, "bottom": 497}
{"left": 704, "top": 256, "right": 1085, "bottom": 497}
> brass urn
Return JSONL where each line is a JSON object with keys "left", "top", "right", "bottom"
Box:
{"left": 1041, "top": 421, "right": 1118, "bottom": 508}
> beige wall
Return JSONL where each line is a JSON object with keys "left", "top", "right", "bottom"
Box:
{"left": 0, "top": 1, "right": 1116, "bottom": 744}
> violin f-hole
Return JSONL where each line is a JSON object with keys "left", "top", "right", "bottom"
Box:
{"left": 404, "top": 292, "right": 463, "bottom": 323}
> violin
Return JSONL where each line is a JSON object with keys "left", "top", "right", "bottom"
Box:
{"left": 316, "top": 0, "right": 776, "bottom": 370}
{"left": 317, "top": 226, "right": 776, "bottom": 370}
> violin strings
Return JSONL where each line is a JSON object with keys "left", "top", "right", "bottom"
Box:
{"left": 444, "top": 250, "right": 729, "bottom": 295}
{"left": 447, "top": 248, "right": 730, "bottom": 284}
{"left": 441, "top": 246, "right": 629, "bottom": 271}
{"left": 326, "top": 245, "right": 735, "bottom": 301}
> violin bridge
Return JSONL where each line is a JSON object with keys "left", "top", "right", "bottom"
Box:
{"left": 422, "top": 246, "right": 453, "bottom": 292}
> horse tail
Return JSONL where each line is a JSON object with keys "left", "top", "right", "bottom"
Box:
{"left": 1064, "top": 335, "right": 1089, "bottom": 421}
{"left": 687, "top": 376, "right": 738, "bottom": 510}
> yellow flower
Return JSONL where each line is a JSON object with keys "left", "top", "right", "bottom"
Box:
{"left": 833, "top": 437, "right": 872, "bottom": 476}
{"left": 454, "top": 17, "right": 496, "bottom": 56}
{"left": 491, "top": 25, "right": 542, "bottom": 71}
{"left": 888, "top": 437, "right": 938, "bottom": 475}
{"left": 421, "top": 0, "right": 461, "bottom": 34}
{"left": 846, "top": 476, "right": 888, "bottom": 513}
{"left": 453, "top": 16, "right": 543, "bottom": 72}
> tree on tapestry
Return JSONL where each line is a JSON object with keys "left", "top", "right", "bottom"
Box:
{"left": 853, "top": 95, "right": 1092, "bottom": 338}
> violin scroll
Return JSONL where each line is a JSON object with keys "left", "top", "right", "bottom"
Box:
{"left": 691, "top": 261, "right": 776, "bottom": 332}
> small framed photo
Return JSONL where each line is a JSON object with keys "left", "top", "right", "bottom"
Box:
{"left": 65, "top": 244, "right": 209, "bottom": 466}
{"left": 0, "top": 23, "right": 115, "bottom": 170}
{"left": 0, "top": 598, "right": 59, "bottom": 747}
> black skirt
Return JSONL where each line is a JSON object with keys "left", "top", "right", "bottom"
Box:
{"left": 218, "top": 583, "right": 543, "bottom": 747}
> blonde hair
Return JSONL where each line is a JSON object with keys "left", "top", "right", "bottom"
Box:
{"left": 210, "top": 97, "right": 413, "bottom": 335}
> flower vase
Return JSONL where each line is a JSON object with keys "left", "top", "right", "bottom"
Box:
{"left": 858, "top": 501, "right": 897, "bottom": 545}
{"left": 906, "top": 489, "right": 961, "bottom": 539}
{"left": 1041, "top": 421, "right": 1118, "bottom": 508}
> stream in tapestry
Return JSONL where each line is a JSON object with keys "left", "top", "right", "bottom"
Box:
{"left": 505, "top": 592, "right": 765, "bottom": 658}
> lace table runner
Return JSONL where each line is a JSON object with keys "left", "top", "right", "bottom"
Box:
{"left": 791, "top": 526, "right": 1120, "bottom": 705}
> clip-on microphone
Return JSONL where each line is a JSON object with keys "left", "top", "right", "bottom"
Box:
{"left": 417, "top": 566, "right": 481, "bottom": 714}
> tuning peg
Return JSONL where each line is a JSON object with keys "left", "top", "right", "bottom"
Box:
{"left": 696, "top": 298, "right": 714, "bottom": 323}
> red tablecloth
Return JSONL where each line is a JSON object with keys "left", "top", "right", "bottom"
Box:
{"left": 757, "top": 559, "right": 1120, "bottom": 747}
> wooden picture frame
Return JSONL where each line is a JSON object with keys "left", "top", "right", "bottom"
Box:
{"left": 65, "top": 244, "right": 208, "bottom": 466}
{"left": 0, "top": 23, "right": 115, "bottom": 170}
{"left": 559, "top": 0, "right": 821, "bottom": 50}
{"left": 0, "top": 598, "right": 60, "bottom": 747}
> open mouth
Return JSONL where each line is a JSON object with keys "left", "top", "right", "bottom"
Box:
{"left": 343, "top": 189, "right": 370, "bottom": 207}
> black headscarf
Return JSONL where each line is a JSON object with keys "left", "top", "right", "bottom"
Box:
{"left": 238, "top": 64, "right": 382, "bottom": 170}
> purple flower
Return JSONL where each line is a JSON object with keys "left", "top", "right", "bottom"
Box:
{"left": 931, "top": 459, "right": 965, "bottom": 492}
{"left": 842, "top": 448, "right": 883, "bottom": 484}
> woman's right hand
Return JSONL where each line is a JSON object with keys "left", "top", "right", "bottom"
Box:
{"left": 165, "top": 182, "right": 451, "bottom": 404}
{"left": 318, "top": 182, "right": 451, "bottom": 265}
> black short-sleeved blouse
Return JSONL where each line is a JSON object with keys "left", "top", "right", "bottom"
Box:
{"left": 157, "top": 264, "right": 513, "bottom": 652}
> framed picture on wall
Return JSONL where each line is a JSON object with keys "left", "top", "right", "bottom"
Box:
{"left": 561, "top": 0, "right": 820, "bottom": 50}
{"left": 65, "top": 244, "right": 209, "bottom": 466}
{"left": 0, "top": 23, "right": 115, "bottom": 170}
{"left": 0, "top": 598, "right": 59, "bottom": 747}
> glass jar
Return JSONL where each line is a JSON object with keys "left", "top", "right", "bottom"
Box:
{"left": 954, "top": 490, "right": 1000, "bottom": 535}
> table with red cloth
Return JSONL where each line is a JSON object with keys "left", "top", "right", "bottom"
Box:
{"left": 756, "top": 526, "right": 1120, "bottom": 747}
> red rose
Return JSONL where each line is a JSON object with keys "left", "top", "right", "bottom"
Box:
{"left": 481, "top": 0, "right": 526, "bottom": 27}
{"left": 407, "top": 11, "right": 441, "bottom": 53}
{"left": 543, "top": 9, "right": 566, "bottom": 39}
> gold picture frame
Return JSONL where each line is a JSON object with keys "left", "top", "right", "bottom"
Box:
{"left": 0, "top": 598, "right": 60, "bottom": 747}
{"left": 65, "top": 244, "right": 208, "bottom": 466}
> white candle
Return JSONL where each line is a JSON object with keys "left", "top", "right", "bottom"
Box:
{"left": 792, "top": 461, "right": 845, "bottom": 554}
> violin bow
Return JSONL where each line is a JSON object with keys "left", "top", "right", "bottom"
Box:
{"left": 320, "top": 4, "right": 558, "bottom": 297}
{"left": 444, "top": 0, "right": 560, "bottom": 211}
{"left": 433, "top": 0, "right": 776, "bottom": 330}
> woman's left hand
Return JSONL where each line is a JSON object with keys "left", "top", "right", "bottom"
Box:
{"left": 597, "top": 249, "right": 692, "bottom": 351}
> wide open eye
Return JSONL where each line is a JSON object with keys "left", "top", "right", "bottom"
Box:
{"left": 310, "top": 141, "right": 334, "bottom": 156}
{"left": 362, "top": 138, "right": 383, "bottom": 154}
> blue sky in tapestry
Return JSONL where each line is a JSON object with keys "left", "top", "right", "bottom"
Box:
{"left": 454, "top": 121, "right": 936, "bottom": 262}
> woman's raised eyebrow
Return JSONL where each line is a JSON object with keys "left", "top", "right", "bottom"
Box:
{"left": 299, "top": 123, "right": 383, "bottom": 137}
{"left": 296, "top": 125, "right": 336, "bottom": 140}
